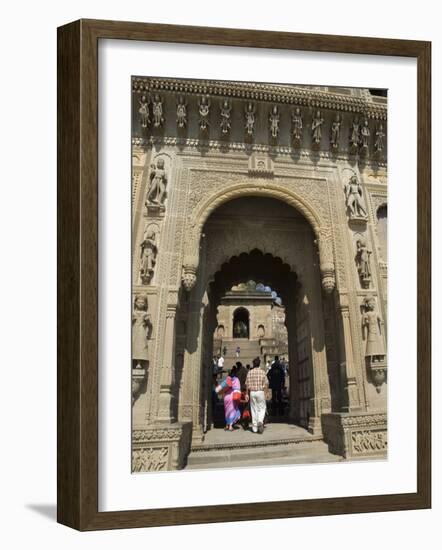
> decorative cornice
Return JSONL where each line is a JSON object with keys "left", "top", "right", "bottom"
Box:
{"left": 131, "top": 136, "right": 387, "bottom": 168}
{"left": 132, "top": 77, "right": 387, "bottom": 120}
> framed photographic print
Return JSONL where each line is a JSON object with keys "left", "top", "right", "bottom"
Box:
{"left": 57, "top": 19, "right": 431, "bottom": 530}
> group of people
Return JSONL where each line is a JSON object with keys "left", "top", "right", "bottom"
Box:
{"left": 213, "top": 356, "right": 287, "bottom": 434}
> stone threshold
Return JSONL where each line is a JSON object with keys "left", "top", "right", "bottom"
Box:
{"left": 191, "top": 434, "right": 323, "bottom": 453}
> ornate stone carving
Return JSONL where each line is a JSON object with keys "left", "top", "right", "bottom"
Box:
{"left": 219, "top": 99, "right": 232, "bottom": 134}
{"left": 291, "top": 107, "right": 303, "bottom": 146}
{"left": 244, "top": 101, "right": 255, "bottom": 137}
{"left": 146, "top": 158, "right": 168, "bottom": 207}
{"left": 248, "top": 154, "right": 274, "bottom": 177}
{"left": 362, "top": 296, "right": 385, "bottom": 359}
{"left": 330, "top": 112, "right": 341, "bottom": 149}
{"left": 344, "top": 175, "right": 368, "bottom": 220}
{"left": 198, "top": 96, "right": 210, "bottom": 131}
{"left": 269, "top": 105, "right": 280, "bottom": 139}
{"left": 374, "top": 122, "right": 385, "bottom": 154}
{"left": 355, "top": 238, "right": 372, "bottom": 288}
{"left": 182, "top": 259, "right": 198, "bottom": 291}
{"left": 351, "top": 430, "right": 387, "bottom": 454}
{"left": 311, "top": 109, "right": 324, "bottom": 148}
{"left": 318, "top": 228, "right": 336, "bottom": 294}
{"left": 349, "top": 116, "right": 360, "bottom": 151}
{"left": 132, "top": 368, "right": 147, "bottom": 404}
{"left": 152, "top": 94, "right": 164, "bottom": 128}
{"left": 139, "top": 225, "right": 158, "bottom": 284}
{"left": 360, "top": 118, "right": 370, "bottom": 154}
{"left": 176, "top": 96, "right": 187, "bottom": 128}
{"left": 132, "top": 294, "right": 152, "bottom": 368}
{"left": 132, "top": 447, "right": 168, "bottom": 472}
{"left": 133, "top": 76, "right": 387, "bottom": 120}
{"left": 138, "top": 95, "right": 150, "bottom": 128}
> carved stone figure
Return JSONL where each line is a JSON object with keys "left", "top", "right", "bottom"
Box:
{"left": 220, "top": 99, "right": 232, "bottom": 134}
{"left": 244, "top": 102, "right": 255, "bottom": 136}
{"left": 362, "top": 297, "right": 385, "bottom": 360}
{"left": 350, "top": 117, "right": 360, "bottom": 149}
{"left": 344, "top": 175, "right": 367, "bottom": 219}
{"left": 311, "top": 109, "right": 324, "bottom": 145}
{"left": 139, "top": 228, "right": 158, "bottom": 284}
{"left": 330, "top": 113, "right": 341, "bottom": 148}
{"left": 176, "top": 96, "right": 187, "bottom": 128}
{"left": 233, "top": 320, "right": 248, "bottom": 338}
{"left": 152, "top": 94, "right": 164, "bottom": 128}
{"left": 374, "top": 122, "right": 385, "bottom": 153}
{"left": 269, "top": 105, "right": 280, "bottom": 139}
{"left": 292, "top": 107, "right": 303, "bottom": 144}
{"left": 146, "top": 158, "right": 167, "bottom": 206}
{"left": 138, "top": 95, "right": 150, "bottom": 128}
{"left": 198, "top": 96, "right": 210, "bottom": 131}
{"left": 132, "top": 294, "right": 152, "bottom": 368}
{"left": 355, "top": 238, "right": 372, "bottom": 288}
{"left": 360, "top": 118, "right": 370, "bottom": 150}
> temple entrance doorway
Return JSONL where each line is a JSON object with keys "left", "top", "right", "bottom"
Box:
{"left": 180, "top": 197, "right": 342, "bottom": 448}
{"left": 232, "top": 307, "right": 250, "bottom": 339}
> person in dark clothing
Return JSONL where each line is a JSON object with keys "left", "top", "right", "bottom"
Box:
{"left": 235, "top": 361, "right": 249, "bottom": 391}
{"left": 267, "top": 356, "right": 285, "bottom": 415}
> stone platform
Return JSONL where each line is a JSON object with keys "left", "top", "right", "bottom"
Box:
{"left": 185, "top": 423, "right": 342, "bottom": 470}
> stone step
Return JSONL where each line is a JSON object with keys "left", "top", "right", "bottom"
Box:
{"left": 186, "top": 439, "right": 340, "bottom": 468}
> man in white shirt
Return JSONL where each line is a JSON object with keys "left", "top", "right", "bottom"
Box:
{"left": 217, "top": 355, "right": 225, "bottom": 372}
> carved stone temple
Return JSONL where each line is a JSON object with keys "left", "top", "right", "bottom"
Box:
{"left": 131, "top": 78, "right": 388, "bottom": 472}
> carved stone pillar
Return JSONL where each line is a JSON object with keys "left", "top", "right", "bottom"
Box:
{"left": 337, "top": 294, "right": 362, "bottom": 412}
{"left": 156, "top": 290, "right": 179, "bottom": 422}
{"left": 303, "top": 258, "right": 332, "bottom": 435}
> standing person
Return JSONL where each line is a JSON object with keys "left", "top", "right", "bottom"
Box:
{"left": 267, "top": 356, "right": 285, "bottom": 416}
{"left": 245, "top": 357, "right": 268, "bottom": 434}
{"left": 222, "top": 345, "right": 227, "bottom": 356}
{"left": 236, "top": 361, "right": 248, "bottom": 391}
{"left": 235, "top": 345, "right": 241, "bottom": 358}
{"left": 217, "top": 354, "right": 225, "bottom": 373}
{"left": 215, "top": 366, "right": 241, "bottom": 431}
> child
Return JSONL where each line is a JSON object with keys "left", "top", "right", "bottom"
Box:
{"left": 240, "top": 390, "right": 251, "bottom": 430}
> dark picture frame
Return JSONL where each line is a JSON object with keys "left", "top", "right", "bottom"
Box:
{"left": 57, "top": 19, "right": 431, "bottom": 530}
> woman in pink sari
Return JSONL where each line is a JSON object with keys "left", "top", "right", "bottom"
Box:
{"left": 215, "top": 366, "right": 241, "bottom": 431}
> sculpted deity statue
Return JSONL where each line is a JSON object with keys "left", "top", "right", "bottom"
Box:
{"left": 269, "top": 105, "right": 280, "bottom": 139}
{"left": 138, "top": 95, "right": 150, "bottom": 128}
{"left": 139, "top": 228, "right": 158, "bottom": 284}
{"left": 292, "top": 107, "right": 303, "bottom": 143}
{"left": 132, "top": 294, "right": 152, "bottom": 369}
{"left": 374, "top": 122, "right": 385, "bottom": 153}
{"left": 152, "top": 94, "right": 164, "bottom": 128}
{"left": 360, "top": 118, "right": 370, "bottom": 149}
{"left": 355, "top": 238, "right": 372, "bottom": 288}
{"left": 344, "top": 175, "right": 367, "bottom": 219}
{"left": 330, "top": 112, "right": 341, "bottom": 148}
{"left": 362, "top": 297, "right": 385, "bottom": 360}
{"left": 220, "top": 99, "right": 232, "bottom": 134}
{"left": 311, "top": 109, "right": 324, "bottom": 145}
{"left": 350, "top": 117, "right": 360, "bottom": 148}
{"left": 244, "top": 102, "right": 255, "bottom": 136}
{"left": 233, "top": 320, "right": 248, "bottom": 339}
{"left": 146, "top": 158, "right": 167, "bottom": 206}
{"left": 198, "top": 96, "right": 210, "bottom": 131}
{"left": 176, "top": 96, "right": 187, "bottom": 128}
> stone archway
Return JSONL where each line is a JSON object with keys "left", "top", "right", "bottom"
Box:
{"left": 181, "top": 182, "right": 336, "bottom": 296}
{"left": 178, "top": 197, "right": 336, "bottom": 439}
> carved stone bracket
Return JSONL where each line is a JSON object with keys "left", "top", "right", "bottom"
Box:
{"left": 132, "top": 368, "right": 147, "bottom": 404}
{"left": 366, "top": 356, "right": 387, "bottom": 393}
